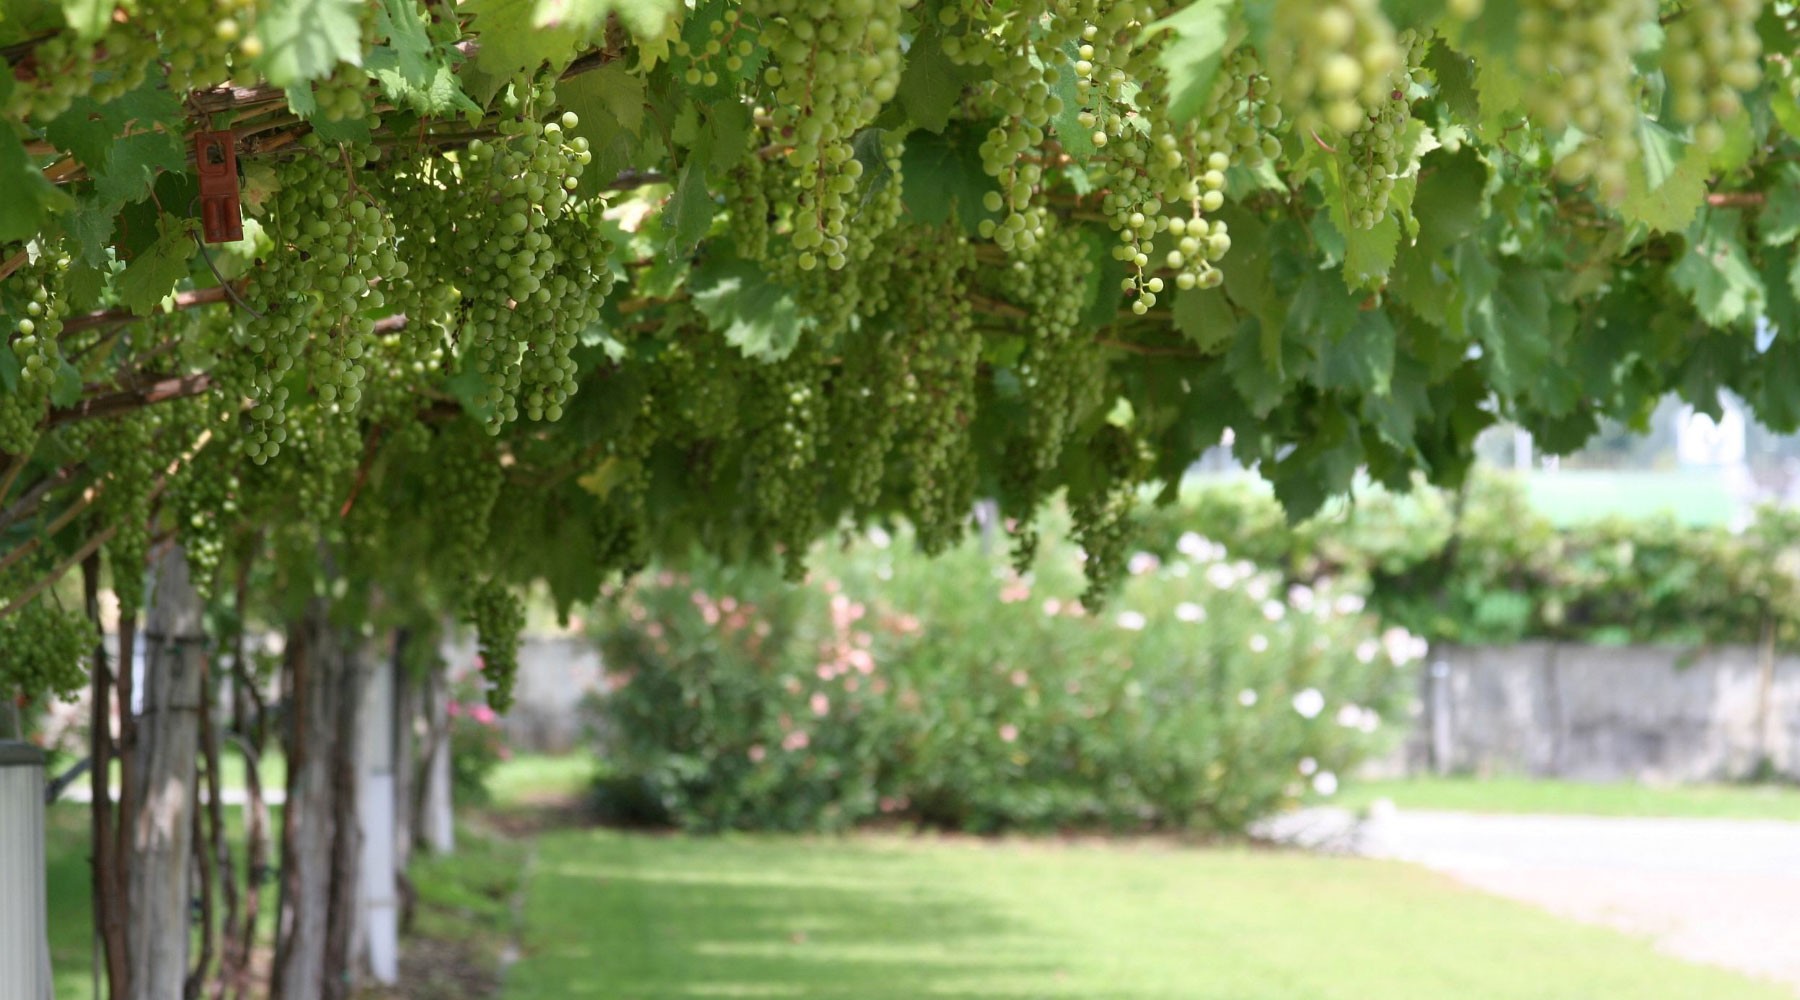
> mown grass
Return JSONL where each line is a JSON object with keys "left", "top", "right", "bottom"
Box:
{"left": 1337, "top": 775, "right": 1800, "bottom": 821}
{"left": 502, "top": 829, "right": 1795, "bottom": 1000}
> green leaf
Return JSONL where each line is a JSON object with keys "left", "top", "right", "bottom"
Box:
{"left": 1669, "top": 210, "right": 1764, "bottom": 329}
{"left": 893, "top": 29, "right": 970, "bottom": 134}
{"left": 89, "top": 130, "right": 187, "bottom": 205}
{"left": 62, "top": 194, "right": 117, "bottom": 266}
{"left": 368, "top": 0, "right": 483, "bottom": 115}
{"left": 1465, "top": 265, "right": 1550, "bottom": 399}
{"left": 0, "top": 124, "right": 72, "bottom": 242}
{"left": 899, "top": 125, "right": 998, "bottom": 236}
{"left": 116, "top": 224, "right": 195, "bottom": 317}
{"left": 1619, "top": 122, "right": 1709, "bottom": 233}
{"left": 534, "top": 0, "right": 676, "bottom": 41}
{"left": 58, "top": 0, "right": 107, "bottom": 39}
{"left": 1423, "top": 38, "right": 1479, "bottom": 122}
{"left": 688, "top": 255, "right": 812, "bottom": 361}
{"left": 1760, "top": 164, "right": 1800, "bottom": 247}
{"left": 1145, "top": 0, "right": 1234, "bottom": 123}
{"left": 1410, "top": 147, "right": 1488, "bottom": 258}
{"left": 469, "top": 0, "right": 585, "bottom": 82}
{"left": 662, "top": 150, "right": 715, "bottom": 258}
{"left": 561, "top": 62, "right": 646, "bottom": 135}
{"left": 1315, "top": 310, "right": 1396, "bottom": 395}
{"left": 1171, "top": 288, "right": 1234, "bottom": 354}
{"left": 1341, "top": 213, "right": 1400, "bottom": 291}
{"left": 255, "top": 0, "right": 362, "bottom": 88}
{"left": 49, "top": 358, "right": 81, "bottom": 407}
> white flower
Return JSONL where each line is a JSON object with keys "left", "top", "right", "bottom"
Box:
{"left": 1043, "top": 598, "right": 1063, "bottom": 617}
{"left": 1237, "top": 688, "right": 1258, "bottom": 707}
{"left": 867, "top": 526, "right": 892, "bottom": 549}
{"left": 875, "top": 565, "right": 894, "bottom": 581}
{"left": 1127, "top": 552, "right": 1160, "bottom": 576}
{"left": 1116, "top": 610, "right": 1148, "bottom": 631}
{"left": 1287, "top": 585, "right": 1315, "bottom": 612}
{"left": 1312, "top": 771, "right": 1339, "bottom": 796}
{"left": 1335, "top": 593, "right": 1366, "bottom": 615}
{"left": 1383, "top": 627, "right": 1426, "bottom": 665}
{"left": 1206, "top": 563, "right": 1237, "bottom": 589}
{"left": 1292, "top": 687, "right": 1324, "bottom": 718}
{"left": 1298, "top": 756, "right": 1318, "bottom": 776}
{"left": 1261, "top": 599, "right": 1286, "bottom": 622}
{"left": 1249, "top": 634, "right": 1270, "bottom": 653}
{"left": 1177, "top": 532, "right": 1211, "bottom": 559}
{"left": 1358, "top": 710, "right": 1381, "bottom": 734}
{"left": 1355, "top": 639, "right": 1380, "bottom": 664}
{"left": 1245, "top": 577, "right": 1271, "bottom": 602}
{"left": 1168, "top": 561, "right": 1190, "bottom": 577}
{"left": 1175, "top": 602, "right": 1206, "bottom": 623}
{"left": 1336, "top": 704, "right": 1364, "bottom": 728}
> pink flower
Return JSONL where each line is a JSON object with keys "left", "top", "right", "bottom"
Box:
{"left": 817, "top": 663, "right": 837, "bottom": 680}
{"left": 998, "top": 723, "right": 1019, "bottom": 743}
{"left": 810, "top": 693, "right": 830, "bottom": 717}
{"left": 446, "top": 701, "right": 463, "bottom": 718}
{"left": 748, "top": 744, "right": 767, "bottom": 763}
{"left": 847, "top": 648, "right": 875, "bottom": 674}
{"left": 1010, "top": 669, "right": 1029, "bottom": 688}
{"left": 471, "top": 704, "right": 498, "bottom": 726}
{"left": 781, "top": 730, "right": 810, "bottom": 752}
{"left": 474, "top": 655, "right": 487, "bottom": 672}
{"left": 843, "top": 677, "right": 860, "bottom": 692}
{"left": 1042, "top": 598, "right": 1062, "bottom": 617}
{"left": 999, "top": 577, "right": 1031, "bottom": 603}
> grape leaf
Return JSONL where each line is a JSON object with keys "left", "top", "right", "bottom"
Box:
{"left": 44, "top": 83, "right": 183, "bottom": 174}
{"left": 1171, "top": 288, "right": 1235, "bottom": 354}
{"left": 255, "top": 0, "right": 362, "bottom": 88}
{"left": 1619, "top": 122, "right": 1709, "bottom": 233}
{"left": 662, "top": 150, "right": 715, "bottom": 257}
{"left": 62, "top": 194, "right": 116, "bottom": 266}
{"left": 49, "top": 357, "right": 81, "bottom": 407}
{"left": 116, "top": 224, "right": 196, "bottom": 317}
{"left": 894, "top": 29, "right": 971, "bottom": 134}
{"left": 1464, "top": 265, "right": 1549, "bottom": 399}
{"left": 0, "top": 123, "right": 71, "bottom": 242}
{"left": 899, "top": 125, "right": 999, "bottom": 236}
{"left": 688, "top": 255, "right": 812, "bottom": 361}
{"left": 1145, "top": 0, "right": 1234, "bottom": 123}
{"left": 468, "top": 0, "right": 585, "bottom": 83}
{"left": 90, "top": 129, "right": 187, "bottom": 205}
{"left": 1760, "top": 164, "right": 1800, "bottom": 247}
{"left": 534, "top": 0, "right": 676, "bottom": 42}
{"left": 369, "top": 0, "right": 482, "bottom": 115}
{"left": 1669, "top": 210, "right": 1764, "bottom": 329}
{"left": 58, "top": 0, "right": 107, "bottom": 39}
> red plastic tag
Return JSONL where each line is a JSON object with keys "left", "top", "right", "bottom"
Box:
{"left": 193, "top": 131, "right": 242, "bottom": 244}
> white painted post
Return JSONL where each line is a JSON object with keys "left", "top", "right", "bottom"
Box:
{"left": 358, "top": 654, "right": 400, "bottom": 985}
{"left": 421, "top": 669, "right": 454, "bottom": 855}
{"left": 0, "top": 740, "right": 51, "bottom": 1000}
{"left": 1429, "top": 659, "right": 1454, "bottom": 776}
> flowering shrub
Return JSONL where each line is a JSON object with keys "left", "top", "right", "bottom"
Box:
{"left": 586, "top": 519, "right": 1414, "bottom": 834}
{"left": 448, "top": 672, "right": 510, "bottom": 805}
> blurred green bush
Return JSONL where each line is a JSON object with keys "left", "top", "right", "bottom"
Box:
{"left": 585, "top": 520, "right": 1409, "bottom": 834}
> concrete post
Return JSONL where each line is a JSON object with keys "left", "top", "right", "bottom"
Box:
{"left": 1429, "top": 659, "right": 1454, "bottom": 776}
{"left": 0, "top": 740, "right": 51, "bottom": 1000}
{"left": 358, "top": 654, "right": 400, "bottom": 984}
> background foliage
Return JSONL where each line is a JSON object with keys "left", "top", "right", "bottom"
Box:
{"left": 585, "top": 520, "right": 1411, "bottom": 833}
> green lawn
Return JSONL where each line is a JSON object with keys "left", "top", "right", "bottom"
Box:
{"left": 503, "top": 830, "right": 1794, "bottom": 1000}
{"left": 489, "top": 753, "right": 598, "bottom": 809}
{"left": 1521, "top": 469, "right": 1736, "bottom": 527}
{"left": 1338, "top": 776, "right": 1800, "bottom": 821}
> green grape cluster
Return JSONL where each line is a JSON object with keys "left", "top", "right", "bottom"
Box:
{"left": 433, "top": 102, "right": 608, "bottom": 429}
{"left": 1263, "top": 0, "right": 1402, "bottom": 138}
{"left": 745, "top": 337, "right": 829, "bottom": 579}
{"left": 827, "top": 324, "right": 902, "bottom": 513}
{"left": 1067, "top": 424, "right": 1142, "bottom": 608}
{"left": 466, "top": 579, "right": 525, "bottom": 712}
{"left": 233, "top": 138, "right": 399, "bottom": 461}
{"left": 748, "top": 0, "right": 913, "bottom": 267}
{"left": 424, "top": 425, "right": 504, "bottom": 591}
{"left": 1007, "top": 223, "right": 1103, "bottom": 478}
{"left": 1663, "top": 0, "right": 1763, "bottom": 151}
{"left": 1516, "top": 0, "right": 1655, "bottom": 203}
{"left": 7, "top": 0, "right": 254, "bottom": 120}
{"left": 92, "top": 411, "right": 159, "bottom": 619}
{"left": 0, "top": 600, "right": 95, "bottom": 703}
{"left": 654, "top": 323, "right": 747, "bottom": 444}
{"left": 886, "top": 227, "right": 980, "bottom": 554}
{"left": 310, "top": 64, "right": 370, "bottom": 122}
{"left": 1342, "top": 29, "right": 1425, "bottom": 231}
{"left": 674, "top": 5, "right": 759, "bottom": 87}
{"left": 940, "top": 0, "right": 1079, "bottom": 252}
{"left": 1, "top": 257, "right": 69, "bottom": 456}
{"left": 170, "top": 439, "right": 239, "bottom": 601}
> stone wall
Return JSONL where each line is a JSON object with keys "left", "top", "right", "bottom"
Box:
{"left": 1404, "top": 642, "right": 1800, "bottom": 782}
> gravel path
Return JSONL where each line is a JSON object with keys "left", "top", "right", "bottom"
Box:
{"left": 1259, "top": 808, "right": 1800, "bottom": 994}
